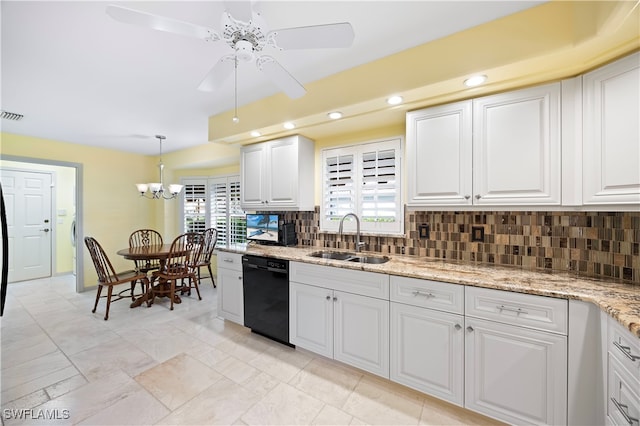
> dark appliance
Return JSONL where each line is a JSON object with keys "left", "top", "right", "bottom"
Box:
{"left": 246, "top": 213, "right": 296, "bottom": 246}
{"left": 242, "top": 255, "right": 292, "bottom": 346}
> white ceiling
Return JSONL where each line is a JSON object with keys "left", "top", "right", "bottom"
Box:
{"left": 1, "top": 1, "right": 543, "bottom": 155}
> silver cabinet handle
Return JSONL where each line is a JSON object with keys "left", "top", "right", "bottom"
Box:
{"left": 464, "top": 195, "right": 470, "bottom": 200}
{"left": 326, "top": 295, "right": 331, "bottom": 301}
{"left": 475, "top": 194, "right": 481, "bottom": 199}
{"left": 611, "top": 397, "right": 639, "bottom": 425}
{"left": 237, "top": 276, "right": 242, "bottom": 280}
{"left": 333, "top": 296, "right": 337, "bottom": 302}
{"left": 467, "top": 326, "right": 474, "bottom": 332}
{"left": 613, "top": 341, "right": 640, "bottom": 362}
{"left": 40, "top": 228, "right": 50, "bottom": 232}
{"left": 412, "top": 290, "right": 435, "bottom": 298}
{"left": 497, "top": 305, "right": 528, "bottom": 315}
{"left": 455, "top": 324, "right": 462, "bottom": 330}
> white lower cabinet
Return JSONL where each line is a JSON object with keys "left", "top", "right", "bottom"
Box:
{"left": 216, "top": 252, "right": 244, "bottom": 325}
{"left": 465, "top": 287, "right": 568, "bottom": 425}
{"left": 605, "top": 315, "right": 640, "bottom": 426}
{"left": 390, "top": 302, "right": 464, "bottom": 406}
{"left": 289, "top": 262, "right": 390, "bottom": 378}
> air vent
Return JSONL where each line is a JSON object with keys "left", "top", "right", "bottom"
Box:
{"left": 1, "top": 110, "right": 24, "bottom": 121}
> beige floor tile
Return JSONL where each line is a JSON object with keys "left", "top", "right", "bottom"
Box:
{"left": 44, "top": 375, "right": 88, "bottom": 400}
{"left": 1, "top": 351, "right": 75, "bottom": 395}
{"left": 342, "top": 374, "right": 425, "bottom": 425}
{"left": 241, "top": 371, "right": 280, "bottom": 397}
{"left": 312, "top": 404, "right": 354, "bottom": 425}
{"left": 158, "top": 377, "right": 261, "bottom": 425}
{"left": 241, "top": 382, "right": 325, "bottom": 425}
{"left": 248, "top": 342, "right": 313, "bottom": 382}
{"left": 419, "top": 394, "right": 506, "bottom": 426}
{"left": 185, "top": 341, "right": 231, "bottom": 368}
{"left": 69, "top": 337, "right": 157, "bottom": 381}
{"left": 77, "top": 386, "right": 169, "bottom": 425}
{"left": 215, "top": 332, "right": 273, "bottom": 363}
{"left": 134, "top": 353, "right": 222, "bottom": 410}
{"left": 289, "top": 357, "right": 362, "bottom": 407}
{"left": 214, "top": 355, "right": 262, "bottom": 385}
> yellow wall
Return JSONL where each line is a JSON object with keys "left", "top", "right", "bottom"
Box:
{"left": 1, "top": 132, "right": 161, "bottom": 289}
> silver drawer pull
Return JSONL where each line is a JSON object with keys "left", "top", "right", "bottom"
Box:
{"left": 613, "top": 341, "right": 640, "bottom": 362}
{"left": 611, "top": 397, "right": 639, "bottom": 425}
{"left": 412, "top": 290, "right": 435, "bottom": 298}
{"left": 497, "top": 305, "right": 528, "bottom": 315}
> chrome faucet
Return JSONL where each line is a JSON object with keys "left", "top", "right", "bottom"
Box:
{"left": 338, "top": 213, "right": 365, "bottom": 252}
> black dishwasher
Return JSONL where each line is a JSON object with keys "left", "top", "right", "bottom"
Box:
{"left": 242, "top": 255, "right": 292, "bottom": 347}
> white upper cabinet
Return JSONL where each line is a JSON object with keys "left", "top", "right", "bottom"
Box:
{"left": 406, "top": 82, "right": 561, "bottom": 208}
{"left": 473, "top": 83, "right": 561, "bottom": 205}
{"left": 240, "top": 135, "right": 315, "bottom": 211}
{"left": 582, "top": 52, "right": 640, "bottom": 205}
{"left": 406, "top": 101, "right": 473, "bottom": 206}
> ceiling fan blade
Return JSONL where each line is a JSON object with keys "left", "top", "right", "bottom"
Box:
{"left": 223, "top": 1, "right": 253, "bottom": 23}
{"left": 106, "top": 5, "right": 218, "bottom": 41}
{"left": 257, "top": 56, "right": 306, "bottom": 99}
{"left": 271, "top": 22, "right": 355, "bottom": 50}
{"left": 198, "top": 55, "right": 236, "bottom": 92}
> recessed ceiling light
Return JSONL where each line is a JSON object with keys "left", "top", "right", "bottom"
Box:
{"left": 387, "top": 95, "right": 403, "bottom": 105}
{"left": 328, "top": 111, "right": 343, "bottom": 120}
{"left": 464, "top": 75, "right": 487, "bottom": 87}
{"left": 283, "top": 122, "right": 295, "bottom": 130}
{"left": 250, "top": 131, "right": 261, "bottom": 137}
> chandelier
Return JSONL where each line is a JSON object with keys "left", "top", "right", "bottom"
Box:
{"left": 135, "top": 135, "right": 183, "bottom": 200}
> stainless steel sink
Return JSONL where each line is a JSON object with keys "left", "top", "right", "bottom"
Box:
{"left": 308, "top": 251, "right": 390, "bottom": 264}
{"left": 308, "top": 251, "right": 356, "bottom": 260}
{"left": 348, "top": 255, "right": 390, "bottom": 264}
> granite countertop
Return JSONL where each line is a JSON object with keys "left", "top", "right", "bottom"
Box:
{"left": 216, "top": 244, "right": 640, "bottom": 338}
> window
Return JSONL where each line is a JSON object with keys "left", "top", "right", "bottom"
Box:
{"left": 181, "top": 175, "right": 246, "bottom": 248}
{"left": 182, "top": 179, "right": 207, "bottom": 233}
{"left": 321, "top": 138, "right": 403, "bottom": 235}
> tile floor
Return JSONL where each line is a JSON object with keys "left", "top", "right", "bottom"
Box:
{"left": 1, "top": 274, "right": 503, "bottom": 425}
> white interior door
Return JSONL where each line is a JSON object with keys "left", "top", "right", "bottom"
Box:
{"left": 0, "top": 169, "right": 53, "bottom": 282}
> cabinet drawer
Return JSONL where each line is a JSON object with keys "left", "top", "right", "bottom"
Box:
{"left": 608, "top": 354, "right": 640, "bottom": 426}
{"left": 390, "top": 276, "right": 463, "bottom": 314}
{"left": 466, "top": 287, "right": 568, "bottom": 335}
{"left": 608, "top": 317, "right": 640, "bottom": 378}
{"left": 290, "top": 261, "right": 389, "bottom": 300}
{"left": 215, "top": 251, "right": 243, "bottom": 272}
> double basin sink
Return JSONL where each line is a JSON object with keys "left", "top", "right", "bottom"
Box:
{"left": 308, "top": 250, "right": 390, "bottom": 264}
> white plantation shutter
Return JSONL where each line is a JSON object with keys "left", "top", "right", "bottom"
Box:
{"left": 183, "top": 180, "right": 207, "bottom": 233}
{"left": 324, "top": 152, "right": 355, "bottom": 223}
{"left": 321, "top": 138, "right": 402, "bottom": 234}
{"left": 208, "top": 175, "right": 245, "bottom": 247}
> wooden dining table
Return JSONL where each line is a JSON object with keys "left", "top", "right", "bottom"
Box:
{"left": 117, "top": 244, "right": 183, "bottom": 308}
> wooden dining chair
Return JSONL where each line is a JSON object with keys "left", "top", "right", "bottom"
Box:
{"left": 128, "top": 229, "right": 163, "bottom": 300}
{"left": 149, "top": 232, "right": 202, "bottom": 311}
{"left": 195, "top": 228, "right": 218, "bottom": 287}
{"left": 84, "top": 236, "right": 150, "bottom": 320}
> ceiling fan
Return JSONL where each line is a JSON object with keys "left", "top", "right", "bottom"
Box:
{"left": 106, "top": 1, "right": 355, "bottom": 100}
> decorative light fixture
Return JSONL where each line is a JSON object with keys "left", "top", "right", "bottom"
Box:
{"left": 136, "top": 135, "right": 183, "bottom": 199}
{"left": 283, "top": 122, "right": 296, "bottom": 130}
{"left": 387, "top": 95, "right": 403, "bottom": 105}
{"left": 328, "top": 111, "right": 343, "bottom": 119}
{"left": 464, "top": 74, "right": 487, "bottom": 87}
{"left": 250, "top": 131, "right": 262, "bottom": 137}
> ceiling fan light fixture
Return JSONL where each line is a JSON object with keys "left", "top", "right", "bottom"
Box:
{"left": 283, "top": 122, "right": 295, "bottom": 130}
{"left": 387, "top": 95, "right": 403, "bottom": 105}
{"left": 464, "top": 74, "right": 487, "bottom": 87}
{"left": 328, "top": 111, "right": 343, "bottom": 120}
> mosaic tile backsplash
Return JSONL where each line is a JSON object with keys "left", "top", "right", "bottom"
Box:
{"left": 283, "top": 208, "right": 640, "bottom": 284}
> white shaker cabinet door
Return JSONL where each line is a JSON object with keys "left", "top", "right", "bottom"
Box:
{"left": 289, "top": 282, "right": 333, "bottom": 358}
{"left": 406, "top": 100, "right": 473, "bottom": 206}
{"left": 334, "top": 290, "right": 390, "bottom": 378}
{"left": 583, "top": 52, "right": 640, "bottom": 205}
{"left": 465, "top": 317, "right": 567, "bottom": 425}
{"left": 390, "top": 302, "right": 464, "bottom": 406}
{"left": 240, "top": 143, "right": 266, "bottom": 209}
{"left": 472, "top": 82, "right": 561, "bottom": 205}
{"left": 218, "top": 266, "right": 244, "bottom": 325}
